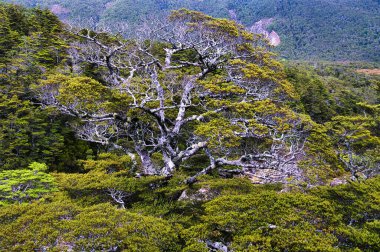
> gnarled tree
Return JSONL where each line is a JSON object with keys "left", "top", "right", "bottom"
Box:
{"left": 36, "top": 10, "right": 310, "bottom": 181}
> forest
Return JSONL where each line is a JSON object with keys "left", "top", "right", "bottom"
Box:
{"left": 0, "top": 2, "right": 379, "bottom": 251}
{"left": 4, "top": 0, "right": 380, "bottom": 61}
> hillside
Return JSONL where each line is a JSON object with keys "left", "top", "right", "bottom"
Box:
{"left": 3, "top": 0, "right": 380, "bottom": 61}
{"left": 1, "top": 2, "right": 380, "bottom": 250}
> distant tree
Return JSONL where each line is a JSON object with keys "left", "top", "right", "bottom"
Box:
{"left": 285, "top": 66, "right": 336, "bottom": 123}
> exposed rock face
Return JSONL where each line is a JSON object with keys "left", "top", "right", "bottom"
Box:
{"left": 250, "top": 18, "right": 274, "bottom": 34}
{"left": 50, "top": 4, "right": 70, "bottom": 16}
{"left": 250, "top": 18, "right": 281, "bottom": 47}
{"left": 178, "top": 187, "right": 218, "bottom": 201}
{"left": 330, "top": 178, "right": 348, "bottom": 187}
{"left": 268, "top": 31, "right": 281, "bottom": 46}
{"left": 206, "top": 241, "right": 229, "bottom": 252}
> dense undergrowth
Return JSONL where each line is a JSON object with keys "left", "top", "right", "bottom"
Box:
{"left": 1, "top": 174, "right": 379, "bottom": 251}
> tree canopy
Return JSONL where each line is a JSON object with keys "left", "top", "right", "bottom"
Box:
{"left": 35, "top": 10, "right": 312, "bottom": 183}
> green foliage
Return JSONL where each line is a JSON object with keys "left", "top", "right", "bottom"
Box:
{"left": 0, "top": 3, "right": 92, "bottom": 172}
{"left": 63, "top": 203, "right": 182, "bottom": 251}
{"left": 286, "top": 62, "right": 380, "bottom": 121}
{"left": 184, "top": 192, "right": 339, "bottom": 251}
{"left": 0, "top": 162, "right": 56, "bottom": 205}
{"left": 0, "top": 95, "right": 86, "bottom": 171}
{"left": 0, "top": 194, "right": 182, "bottom": 251}
{"left": 1, "top": 173, "right": 380, "bottom": 251}
{"left": 182, "top": 177, "right": 380, "bottom": 251}
{"left": 326, "top": 115, "right": 380, "bottom": 178}
{"left": 299, "top": 122, "right": 345, "bottom": 183}
{"left": 54, "top": 153, "right": 165, "bottom": 207}
{"left": 286, "top": 66, "right": 337, "bottom": 122}
{"left": 228, "top": 0, "right": 380, "bottom": 61}
{"left": 40, "top": 74, "right": 110, "bottom": 113}
{"left": 311, "top": 178, "right": 380, "bottom": 251}
{"left": 284, "top": 62, "right": 380, "bottom": 182}
{"left": 81, "top": 152, "right": 133, "bottom": 172}
{"left": 195, "top": 118, "right": 241, "bottom": 149}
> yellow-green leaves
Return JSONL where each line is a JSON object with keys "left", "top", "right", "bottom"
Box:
{"left": 195, "top": 118, "right": 241, "bottom": 149}
{"left": 58, "top": 76, "right": 107, "bottom": 111}
{"left": 199, "top": 76, "right": 246, "bottom": 95}
{"left": 325, "top": 115, "right": 380, "bottom": 177}
{"left": 0, "top": 198, "right": 181, "bottom": 251}
{"left": 240, "top": 62, "right": 278, "bottom": 82}
{"left": 40, "top": 74, "right": 109, "bottom": 113}
{"left": 327, "top": 116, "right": 380, "bottom": 148}
{"left": 0, "top": 162, "right": 56, "bottom": 205}
{"left": 169, "top": 8, "right": 258, "bottom": 54}
{"left": 170, "top": 9, "right": 254, "bottom": 42}
{"left": 230, "top": 58, "right": 297, "bottom": 99}
{"left": 81, "top": 153, "right": 133, "bottom": 173}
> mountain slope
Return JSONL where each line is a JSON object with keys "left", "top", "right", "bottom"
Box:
{"left": 3, "top": 0, "right": 380, "bottom": 61}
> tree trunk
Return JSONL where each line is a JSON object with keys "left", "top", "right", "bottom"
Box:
{"left": 135, "top": 146, "right": 156, "bottom": 175}
{"left": 162, "top": 151, "right": 176, "bottom": 176}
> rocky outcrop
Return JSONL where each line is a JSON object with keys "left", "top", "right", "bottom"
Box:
{"left": 50, "top": 4, "right": 70, "bottom": 16}
{"left": 250, "top": 18, "right": 281, "bottom": 47}
{"left": 250, "top": 18, "right": 274, "bottom": 34}
{"left": 268, "top": 31, "right": 281, "bottom": 46}
{"left": 330, "top": 178, "right": 348, "bottom": 187}
{"left": 178, "top": 187, "right": 218, "bottom": 201}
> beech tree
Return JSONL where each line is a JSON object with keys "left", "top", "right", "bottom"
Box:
{"left": 36, "top": 10, "right": 310, "bottom": 181}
